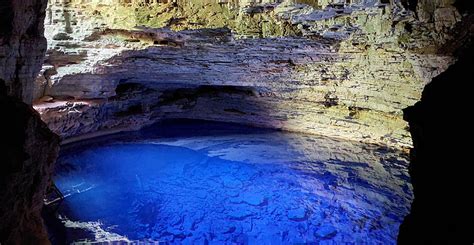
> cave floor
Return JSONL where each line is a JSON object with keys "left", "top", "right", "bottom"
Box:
{"left": 50, "top": 119, "right": 412, "bottom": 244}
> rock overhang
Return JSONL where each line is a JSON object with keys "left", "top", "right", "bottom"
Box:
{"left": 33, "top": 0, "right": 461, "bottom": 149}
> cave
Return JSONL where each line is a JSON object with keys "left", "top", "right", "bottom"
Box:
{"left": 1, "top": 0, "right": 473, "bottom": 244}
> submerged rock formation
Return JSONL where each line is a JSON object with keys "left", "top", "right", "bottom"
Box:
{"left": 0, "top": 0, "right": 471, "bottom": 243}
{"left": 0, "top": 0, "right": 60, "bottom": 243}
{"left": 54, "top": 119, "right": 414, "bottom": 243}
{"left": 34, "top": 0, "right": 458, "bottom": 148}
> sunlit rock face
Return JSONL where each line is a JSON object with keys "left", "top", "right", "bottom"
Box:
{"left": 34, "top": 0, "right": 460, "bottom": 148}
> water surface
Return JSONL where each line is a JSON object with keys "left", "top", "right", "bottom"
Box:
{"left": 54, "top": 120, "right": 412, "bottom": 244}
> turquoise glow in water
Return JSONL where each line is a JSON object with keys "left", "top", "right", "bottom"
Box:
{"left": 54, "top": 120, "right": 412, "bottom": 244}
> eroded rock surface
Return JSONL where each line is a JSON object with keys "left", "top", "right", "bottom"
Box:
{"left": 0, "top": 0, "right": 48, "bottom": 104}
{"left": 34, "top": 0, "right": 461, "bottom": 149}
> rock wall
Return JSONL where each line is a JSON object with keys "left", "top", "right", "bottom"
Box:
{"left": 34, "top": 0, "right": 456, "bottom": 149}
{"left": 0, "top": 0, "right": 60, "bottom": 243}
{"left": 0, "top": 96, "right": 59, "bottom": 244}
{"left": 0, "top": 0, "right": 49, "bottom": 104}
{"left": 398, "top": 45, "right": 474, "bottom": 244}
{"left": 398, "top": 0, "right": 474, "bottom": 243}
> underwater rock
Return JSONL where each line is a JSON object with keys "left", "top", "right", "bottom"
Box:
{"left": 52, "top": 120, "right": 414, "bottom": 243}
{"left": 315, "top": 224, "right": 338, "bottom": 240}
{"left": 287, "top": 207, "right": 308, "bottom": 221}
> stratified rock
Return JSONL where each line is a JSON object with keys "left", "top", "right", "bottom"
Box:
{"left": 91, "top": 28, "right": 187, "bottom": 46}
{"left": 34, "top": 0, "right": 460, "bottom": 149}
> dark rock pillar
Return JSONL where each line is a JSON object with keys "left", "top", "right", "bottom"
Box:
{"left": 0, "top": 0, "right": 48, "bottom": 104}
{"left": 0, "top": 0, "right": 60, "bottom": 244}
{"left": 0, "top": 95, "right": 59, "bottom": 244}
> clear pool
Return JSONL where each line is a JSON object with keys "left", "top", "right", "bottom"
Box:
{"left": 53, "top": 120, "right": 412, "bottom": 244}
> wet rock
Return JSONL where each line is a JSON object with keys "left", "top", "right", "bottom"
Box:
{"left": 222, "top": 226, "right": 236, "bottom": 234}
{"left": 227, "top": 209, "right": 254, "bottom": 221}
{"left": 287, "top": 207, "right": 308, "bottom": 221}
{"left": 315, "top": 225, "right": 338, "bottom": 239}
{"left": 221, "top": 177, "right": 243, "bottom": 189}
{"left": 242, "top": 193, "right": 267, "bottom": 206}
{"left": 53, "top": 121, "right": 414, "bottom": 243}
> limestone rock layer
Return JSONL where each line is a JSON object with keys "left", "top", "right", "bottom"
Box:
{"left": 35, "top": 0, "right": 460, "bottom": 149}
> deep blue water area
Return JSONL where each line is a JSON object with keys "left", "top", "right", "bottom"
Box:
{"left": 53, "top": 119, "right": 413, "bottom": 244}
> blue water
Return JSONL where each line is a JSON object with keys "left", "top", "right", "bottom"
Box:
{"left": 54, "top": 120, "right": 413, "bottom": 244}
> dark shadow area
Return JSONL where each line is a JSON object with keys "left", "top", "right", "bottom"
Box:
{"left": 0, "top": 1, "right": 13, "bottom": 41}
{"left": 398, "top": 1, "right": 474, "bottom": 243}
{"left": 398, "top": 45, "right": 474, "bottom": 244}
{"left": 0, "top": 94, "right": 59, "bottom": 244}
